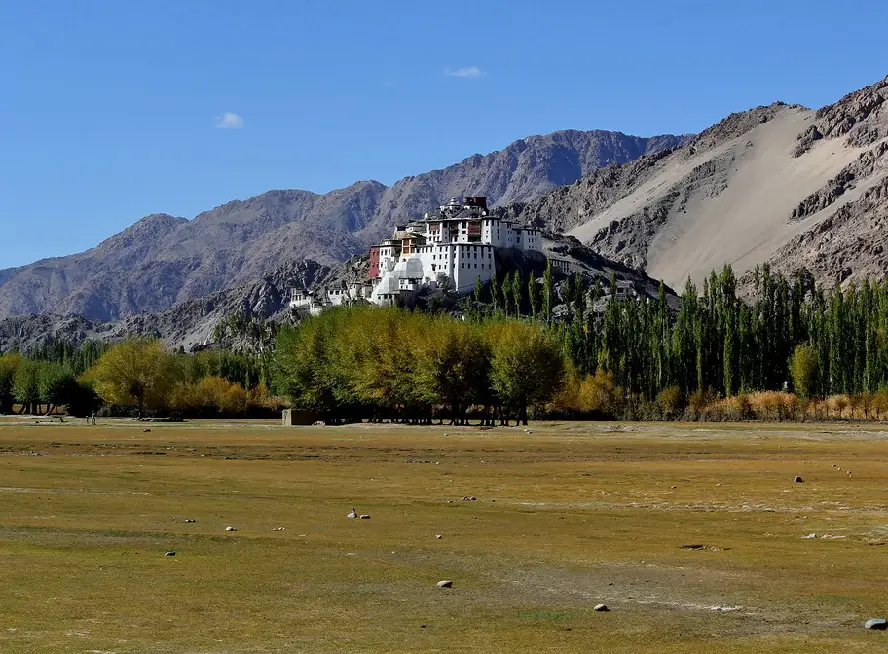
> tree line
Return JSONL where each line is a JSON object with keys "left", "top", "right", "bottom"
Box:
{"left": 546, "top": 264, "right": 888, "bottom": 403}
{"left": 0, "top": 342, "right": 279, "bottom": 417}
{"left": 273, "top": 306, "right": 565, "bottom": 425}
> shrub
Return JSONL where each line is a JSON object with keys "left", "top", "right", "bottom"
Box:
{"left": 656, "top": 385, "right": 684, "bottom": 420}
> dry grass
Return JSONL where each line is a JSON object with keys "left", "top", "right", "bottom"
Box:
{"left": 2, "top": 417, "right": 888, "bottom": 652}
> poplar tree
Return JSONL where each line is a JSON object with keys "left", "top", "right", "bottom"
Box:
{"left": 542, "top": 260, "right": 554, "bottom": 324}
{"left": 528, "top": 274, "right": 540, "bottom": 320}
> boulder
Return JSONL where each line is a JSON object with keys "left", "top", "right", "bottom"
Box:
{"left": 594, "top": 603, "right": 609, "bottom": 612}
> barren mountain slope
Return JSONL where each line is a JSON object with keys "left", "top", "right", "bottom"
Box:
{"left": 0, "top": 130, "right": 687, "bottom": 321}
{"left": 505, "top": 75, "right": 888, "bottom": 289}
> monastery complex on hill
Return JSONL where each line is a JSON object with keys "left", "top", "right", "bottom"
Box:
{"left": 290, "top": 196, "right": 543, "bottom": 313}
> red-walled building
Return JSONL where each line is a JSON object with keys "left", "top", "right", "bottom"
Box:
{"left": 369, "top": 246, "right": 381, "bottom": 278}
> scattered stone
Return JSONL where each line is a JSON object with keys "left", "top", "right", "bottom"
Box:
{"left": 794, "top": 476, "right": 804, "bottom": 483}
{"left": 143, "top": 428, "right": 151, "bottom": 432}
{"left": 272, "top": 527, "right": 285, "bottom": 531}
{"left": 437, "top": 580, "right": 453, "bottom": 588}
{"left": 594, "top": 603, "right": 609, "bottom": 612}
{"left": 443, "top": 433, "right": 449, "bottom": 437}
{"left": 435, "top": 534, "right": 443, "bottom": 539}
{"left": 670, "top": 486, "right": 677, "bottom": 489}
{"left": 183, "top": 519, "right": 196, "bottom": 523}
{"left": 359, "top": 514, "right": 371, "bottom": 519}
{"left": 347, "top": 509, "right": 357, "bottom": 519}
{"left": 864, "top": 618, "right": 888, "bottom": 630}
{"left": 803, "top": 533, "right": 818, "bottom": 539}
{"left": 225, "top": 526, "right": 237, "bottom": 532}
{"left": 313, "top": 421, "right": 325, "bottom": 427}
{"left": 716, "top": 483, "right": 721, "bottom": 487}
{"left": 165, "top": 551, "right": 176, "bottom": 556}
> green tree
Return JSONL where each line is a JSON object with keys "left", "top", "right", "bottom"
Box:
{"left": 542, "top": 260, "right": 554, "bottom": 323}
{"left": 789, "top": 344, "right": 819, "bottom": 400}
{"left": 491, "top": 274, "right": 501, "bottom": 314}
{"left": 511, "top": 270, "right": 523, "bottom": 318}
{"left": 488, "top": 323, "right": 566, "bottom": 425}
{"left": 528, "top": 274, "right": 540, "bottom": 320}
{"left": 13, "top": 359, "right": 42, "bottom": 415}
{"left": 38, "top": 363, "right": 76, "bottom": 415}
{"left": 0, "top": 354, "right": 21, "bottom": 414}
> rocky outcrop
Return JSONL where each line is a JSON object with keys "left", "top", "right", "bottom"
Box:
{"left": 764, "top": 176, "right": 888, "bottom": 286}
{"left": 793, "top": 75, "right": 888, "bottom": 156}
{"left": 790, "top": 141, "right": 888, "bottom": 221}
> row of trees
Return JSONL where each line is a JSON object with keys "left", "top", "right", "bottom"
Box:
{"left": 538, "top": 264, "right": 888, "bottom": 404}
{"left": 0, "top": 354, "right": 99, "bottom": 416}
{"left": 273, "top": 306, "right": 566, "bottom": 425}
{"left": 0, "top": 342, "right": 280, "bottom": 417}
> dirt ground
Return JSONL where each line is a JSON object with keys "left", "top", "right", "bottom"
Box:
{"left": 2, "top": 418, "right": 888, "bottom": 652}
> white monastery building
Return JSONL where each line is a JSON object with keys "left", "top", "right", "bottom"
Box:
{"left": 288, "top": 196, "right": 543, "bottom": 311}
{"left": 368, "top": 196, "right": 541, "bottom": 305}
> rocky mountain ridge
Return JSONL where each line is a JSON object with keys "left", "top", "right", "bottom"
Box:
{"left": 0, "top": 129, "right": 689, "bottom": 321}
{"left": 502, "top": 75, "right": 888, "bottom": 289}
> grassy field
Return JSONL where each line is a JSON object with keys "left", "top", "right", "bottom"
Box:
{"left": 2, "top": 418, "right": 888, "bottom": 652}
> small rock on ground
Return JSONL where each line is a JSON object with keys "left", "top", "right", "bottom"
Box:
{"left": 359, "top": 514, "right": 371, "bottom": 519}
{"left": 183, "top": 519, "right": 196, "bottom": 523}
{"left": 165, "top": 551, "right": 176, "bottom": 556}
{"left": 865, "top": 618, "right": 887, "bottom": 630}
{"left": 225, "top": 526, "right": 237, "bottom": 532}
{"left": 794, "top": 476, "right": 804, "bottom": 483}
{"left": 437, "top": 580, "right": 453, "bottom": 588}
{"left": 594, "top": 604, "right": 609, "bottom": 612}
{"left": 435, "top": 534, "right": 443, "bottom": 539}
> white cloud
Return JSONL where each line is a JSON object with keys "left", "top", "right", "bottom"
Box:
{"left": 215, "top": 112, "right": 244, "bottom": 129}
{"left": 445, "top": 66, "right": 484, "bottom": 79}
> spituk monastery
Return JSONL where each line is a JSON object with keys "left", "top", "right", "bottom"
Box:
{"left": 369, "top": 196, "right": 542, "bottom": 305}
{"left": 289, "top": 196, "right": 543, "bottom": 313}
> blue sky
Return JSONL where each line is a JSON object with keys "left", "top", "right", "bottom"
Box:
{"left": 1, "top": 0, "right": 886, "bottom": 269}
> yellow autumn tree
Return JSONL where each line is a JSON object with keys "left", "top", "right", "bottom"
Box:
{"left": 86, "top": 339, "right": 178, "bottom": 416}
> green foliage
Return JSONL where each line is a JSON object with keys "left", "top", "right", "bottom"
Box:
{"left": 0, "top": 354, "right": 22, "bottom": 414}
{"left": 37, "top": 363, "right": 76, "bottom": 413}
{"left": 789, "top": 344, "right": 818, "bottom": 399}
{"left": 13, "top": 359, "right": 42, "bottom": 414}
{"left": 542, "top": 259, "right": 554, "bottom": 324}
{"left": 488, "top": 323, "right": 565, "bottom": 424}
